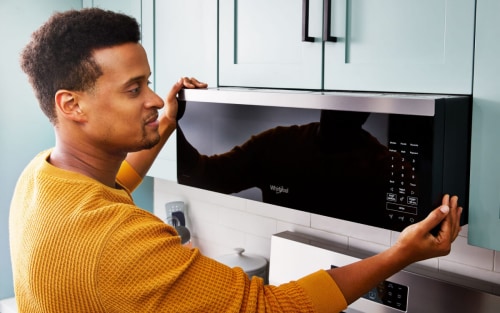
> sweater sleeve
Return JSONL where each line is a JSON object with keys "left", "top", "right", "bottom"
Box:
{"left": 116, "top": 160, "right": 142, "bottom": 192}
{"left": 97, "top": 210, "right": 348, "bottom": 313}
{"left": 296, "top": 270, "right": 348, "bottom": 313}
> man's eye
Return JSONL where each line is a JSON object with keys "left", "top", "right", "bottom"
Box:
{"left": 128, "top": 87, "right": 140, "bottom": 94}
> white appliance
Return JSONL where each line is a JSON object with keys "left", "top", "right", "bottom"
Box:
{"left": 0, "top": 297, "right": 17, "bottom": 313}
{"left": 269, "top": 231, "right": 500, "bottom": 313}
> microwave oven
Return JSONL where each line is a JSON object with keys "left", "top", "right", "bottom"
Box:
{"left": 176, "top": 88, "right": 471, "bottom": 231}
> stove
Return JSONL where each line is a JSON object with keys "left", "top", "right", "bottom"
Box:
{"left": 269, "top": 231, "right": 500, "bottom": 313}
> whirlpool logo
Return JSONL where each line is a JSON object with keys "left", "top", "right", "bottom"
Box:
{"left": 269, "top": 185, "right": 289, "bottom": 194}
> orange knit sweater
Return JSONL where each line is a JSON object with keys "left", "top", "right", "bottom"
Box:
{"left": 9, "top": 149, "right": 347, "bottom": 312}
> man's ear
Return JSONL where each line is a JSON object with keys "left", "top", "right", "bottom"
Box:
{"left": 54, "top": 90, "right": 86, "bottom": 122}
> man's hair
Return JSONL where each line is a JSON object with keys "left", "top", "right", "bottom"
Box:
{"left": 20, "top": 8, "right": 141, "bottom": 124}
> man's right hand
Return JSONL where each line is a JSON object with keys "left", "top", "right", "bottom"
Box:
{"left": 394, "top": 194, "right": 462, "bottom": 264}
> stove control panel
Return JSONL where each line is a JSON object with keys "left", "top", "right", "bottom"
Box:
{"left": 362, "top": 279, "right": 408, "bottom": 311}
{"left": 332, "top": 265, "right": 408, "bottom": 311}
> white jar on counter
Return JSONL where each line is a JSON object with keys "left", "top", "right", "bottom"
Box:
{"left": 215, "top": 248, "right": 268, "bottom": 284}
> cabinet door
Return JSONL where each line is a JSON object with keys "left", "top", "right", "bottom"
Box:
{"left": 150, "top": 0, "right": 218, "bottom": 181}
{"left": 324, "top": 0, "right": 475, "bottom": 94}
{"left": 219, "top": 0, "right": 323, "bottom": 89}
{"left": 468, "top": 0, "right": 500, "bottom": 251}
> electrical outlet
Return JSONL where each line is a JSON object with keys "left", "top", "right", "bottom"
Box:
{"left": 165, "top": 201, "right": 186, "bottom": 226}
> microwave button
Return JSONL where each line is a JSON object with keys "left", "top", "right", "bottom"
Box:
{"left": 407, "top": 196, "right": 418, "bottom": 205}
{"left": 387, "top": 193, "right": 397, "bottom": 202}
{"left": 386, "top": 203, "right": 418, "bottom": 215}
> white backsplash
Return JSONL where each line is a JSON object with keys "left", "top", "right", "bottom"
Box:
{"left": 154, "top": 178, "right": 500, "bottom": 295}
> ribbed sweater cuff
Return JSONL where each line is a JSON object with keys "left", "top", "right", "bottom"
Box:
{"left": 116, "top": 160, "right": 142, "bottom": 192}
{"left": 296, "top": 270, "right": 348, "bottom": 313}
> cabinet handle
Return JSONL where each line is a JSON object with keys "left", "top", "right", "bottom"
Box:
{"left": 302, "top": 0, "right": 314, "bottom": 42}
{"left": 323, "top": 0, "right": 338, "bottom": 42}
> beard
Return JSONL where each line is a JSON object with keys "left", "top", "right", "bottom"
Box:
{"left": 139, "top": 131, "right": 161, "bottom": 151}
{"left": 126, "top": 126, "right": 161, "bottom": 153}
{"left": 141, "top": 138, "right": 159, "bottom": 150}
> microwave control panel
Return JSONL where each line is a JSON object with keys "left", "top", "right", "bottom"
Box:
{"left": 385, "top": 139, "right": 421, "bottom": 229}
{"left": 381, "top": 112, "right": 440, "bottom": 231}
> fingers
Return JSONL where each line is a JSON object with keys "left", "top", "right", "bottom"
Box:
{"left": 441, "top": 194, "right": 450, "bottom": 210}
{"left": 420, "top": 199, "right": 450, "bottom": 234}
{"left": 396, "top": 194, "right": 462, "bottom": 263}
{"left": 167, "top": 77, "right": 207, "bottom": 102}
{"left": 164, "top": 77, "right": 207, "bottom": 121}
{"left": 447, "top": 195, "right": 462, "bottom": 241}
{"left": 166, "top": 78, "right": 184, "bottom": 104}
{"left": 415, "top": 194, "right": 459, "bottom": 236}
{"left": 433, "top": 194, "right": 462, "bottom": 244}
{"left": 167, "top": 77, "right": 207, "bottom": 101}
{"left": 179, "top": 77, "right": 208, "bottom": 89}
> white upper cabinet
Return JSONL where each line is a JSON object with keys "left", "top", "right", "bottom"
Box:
{"left": 154, "top": 0, "right": 218, "bottom": 94}
{"left": 219, "top": 0, "right": 323, "bottom": 89}
{"left": 150, "top": 0, "right": 218, "bottom": 181}
{"left": 468, "top": 0, "right": 500, "bottom": 251}
{"left": 219, "top": 0, "right": 475, "bottom": 94}
{"left": 324, "top": 0, "right": 475, "bottom": 94}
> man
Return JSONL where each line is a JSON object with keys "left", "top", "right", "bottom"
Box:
{"left": 10, "top": 8, "right": 462, "bottom": 313}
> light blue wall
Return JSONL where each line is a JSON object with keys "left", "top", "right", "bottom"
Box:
{"left": 0, "top": 0, "right": 153, "bottom": 299}
{"left": 0, "top": 0, "right": 80, "bottom": 299}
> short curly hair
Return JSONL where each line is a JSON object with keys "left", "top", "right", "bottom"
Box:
{"left": 20, "top": 8, "right": 141, "bottom": 124}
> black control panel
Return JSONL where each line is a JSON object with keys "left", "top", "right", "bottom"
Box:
{"left": 331, "top": 264, "right": 409, "bottom": 311}
{"left": 362, "top": 279, "right": 409, "bottom": 311}
{"left": 385, "top": 138, "right": 424, "bottom": 229}
{"left": 380, "top": 111, "right": 444, "bottom": 231}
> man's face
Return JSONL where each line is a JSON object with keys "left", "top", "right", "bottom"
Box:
{"left": 77, "top": 42, "right": 164, "bottom": 154}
